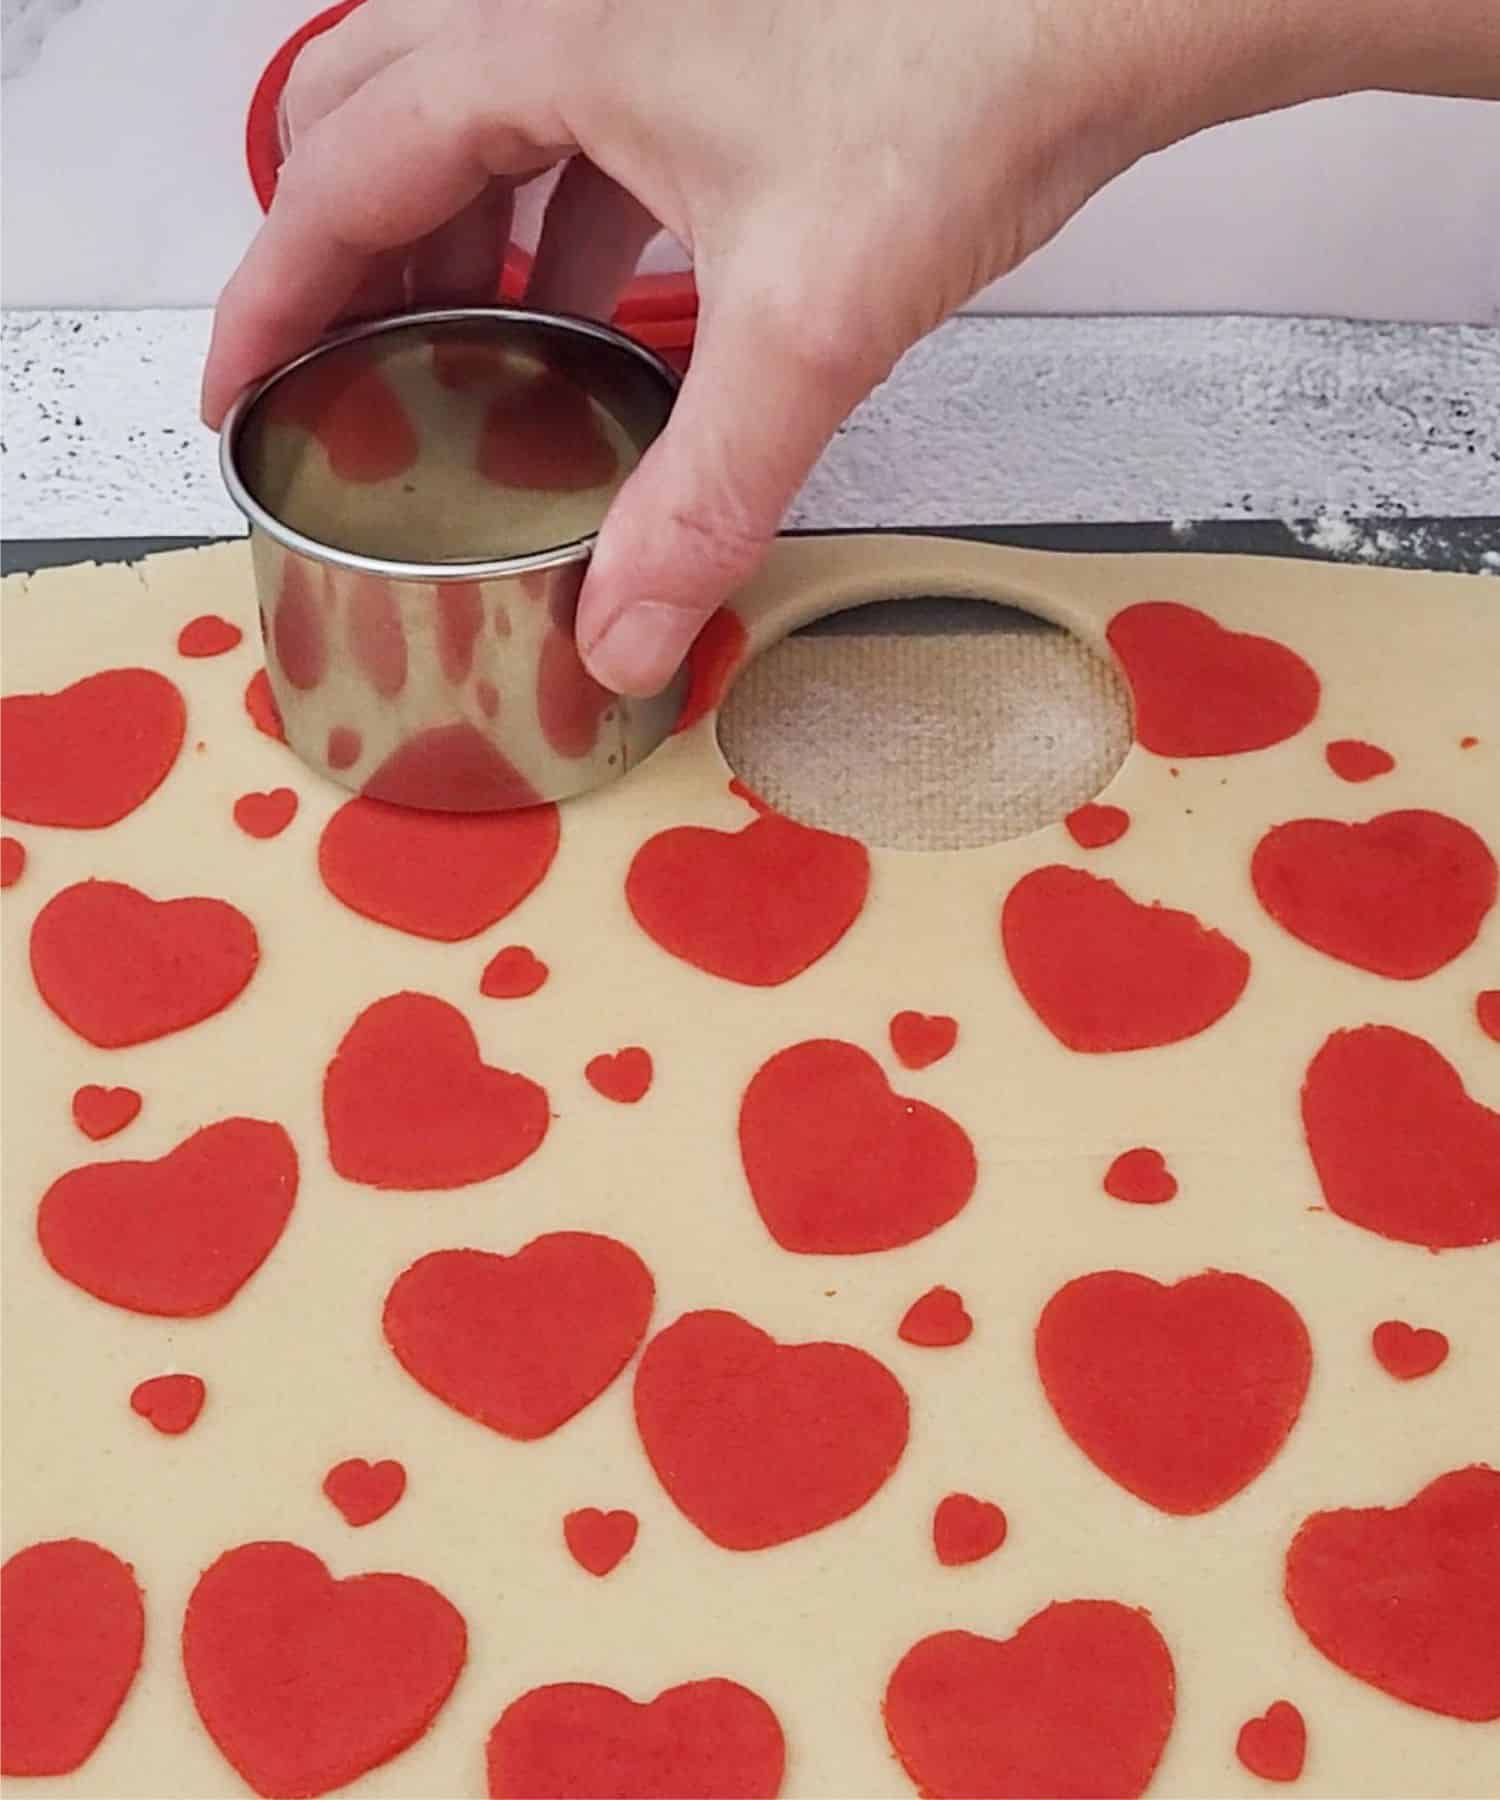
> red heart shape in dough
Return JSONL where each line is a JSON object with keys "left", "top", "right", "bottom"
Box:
{"left": 1285, "top": 1465, "right": 1500, "bottom": 1721}
{"left": 178, "top": 614, "right": 243, "bottom": 658}
{"left": 1064, "top": 802, "right": 1130, "bottom": 848}
{"left": 739, "top": 1040, "right": 976, "bottom": 1253}
{"left": 0, "top": 1539, "right": 145, "bottom": 1778}
{"left": 933, "top": 1494, "right": 1007, "bottom": 1566}
{"left": 39, "top": 1119, "right": 297, "bottom": 1317}
{"left": 1252, "top": 810, "right": 1496, "bottom": 978}
{"left": 384, "top": 1234, "right": 654, "bottom": 1440}
{"left": 72, "top": 1084, "right": 142, "bottom": 1141}
{"left": 486, "top": 1679, "right": 785, "bottom": 1800}
{"left": 1104, "top": 1146, "right": 1178, "bottom": 1205}
{"left": 1106, "top": 601, "right": 1320, "bottom": 756}
{"left": 585, "top": 1047, "right": 653, "bottom": 1104}
{"left": 889, "top": 1010, "right": 958, "bottom": 1070}
{"left": 323, "top": 1459, "right": 407, "bottom": 1527}
{"left": 673, "top": 609, "right": 749, "bottom": 734}
{"left": 320, "top": 797, "right": 559, "bottom": 941}
{"left": 563, "top": 1509, "right": 638, "bottom": 1577}
{"left": 1002, "top": 866, "right": 1251, "bottom": 1052}
{"left": 244, "top": 669, "right": 286, "bottom": 742}
{"left": 233, "top": 788, "right": 299, "bottom": 840}
{"left": 1301, "top": 1025, "right": 1500, "bottom": 1248}
{"left": 1236, "top": 1701, "right": 1307, "bottom": 1783}
{"left": 480, "top": 945, "right": 549, "bottom": 999}
{"left": 626, "top": 813, "right": 869, "bottom": 986}
{"left": 634, "top": 1309, "right": 909, "bottom": 1550}
{"left": 898, "top": 1286, "right": 972, "bottom": 1348}
{"left": 2, "top": 668, "right": 186, "bottom": 827}
{"left": 31, "top": 880, "right": 259, "bottom": 1049}
{"left": 1479, "top": 990, "right": 1500, "bottom": 1043}
{"left": 884, "top": 1600, "right": 1176, "bottom": 1800}
{"left": 324, "top": 992, "right": 549, "bottom": 1190}
{"left": 130, "top": 1373, "right": 206, "bottom": 1435}
{"left": 1, "top": 835, "right": 25, "bottom": 888}
{"left": 1372, "top": 1320, "right": 1450, "bottom": 1380}
{"left": 183, "top": 1541, "right": 465, "bottom": 1799}
{"left": 1035, "top": 1270, "right": 1312, "bottom": 1515}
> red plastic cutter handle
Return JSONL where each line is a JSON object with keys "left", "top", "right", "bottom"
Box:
{"left": 246, "top": 0, "right": 698, "bottom": 359}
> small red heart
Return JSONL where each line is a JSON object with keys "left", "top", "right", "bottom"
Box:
{"left": 898, "top": 1286, "right": 972, "bottom": 1348}
{"left": 889, "top": 1010, "right": 958, "bottom": 1070}
{"left": 0, "top": 1540, "right": 145, "bottom": 1777}
{"left": 0, "top": 835, "right": 25, "bottom": 888}
{"left": 1253, "top": 810, "right": 1496, "bottom": 978}
{"left": 178, "top": 615, "right": 244, "bottom": 658}
{"left": 586, "top": 1048, "right": 653, "bottom": 1104}
{"left": 1285, "top": 1465, "right": 1500, "bottom": 1721}
{"left": 1325, "top": 738, "right": 1395, "bottom": 782}
{"left": 1236, "top": 1701, "right": 1307, "bottom": 1783}
{"left": 324, "top": 992, "right": 549, "bottom": 1190}
{"left": 673, "top": 608, "right": 749, "bottom": 734}
{"left": 71, "top": 1084, "right": 142, "bottom": 1141}
{"left": 130, "top": 1373, "right": 206, "bottom": 1435}
{"left": 2, "top": 668, "right": 185, "bottom": 827}
{"left": 884, "top": 1600, "right": 1176, "bottom": 1800}
{"left": 183, "top": 1541, "right": 465, "bottom": 1798}
{"left": 634, "top": 1309, "right": 908, "bottom": 1550}
{"left": 39, "top": 1118, "right": 297, "bottom": 1317}
{"left": 486, "top": 1679, "right": 785, "bottom": 1800}
{"left": 320, "top": 796, "right": 559, "bottom": 941}
{"left": 1064, "top": 802, "right": 1130, "bottom": 848}
{"left": 233, "top": 788, "right": 298, "bottom": 839}
{"left": 1035, "top": 1270, "right": 1311, "bottom": 1514}
{"left": 1371, "top": 1320, "right": 1450, "bottom": 1380}
{"left": 563, "top": 1508, "right": 638, "bottom": 1577}
{"left": 1002, "top": 866, "right": 1251, "bottom": 1053}
{"left": 384, "top": 1234, "right": 654, "bottom": 1440}
{"left": 480, "top": 945, "right": 549, "bottom": 999}
{"left": 31, "top": 880, "right": 259, "bottom": 1049}
{"left": 1107, "top": 601, "right": 1320, "bottom": 756}
{"left": 1104, "top": 1146, "right": 1178, "bottom": 1205}
{"left": 933, "top": 1494, "right": 1007, "bottom": 1566}
{"left": 739, "top": 1039, "right": 976, "bottom": 1253}
{"left": 324, "top": 1458, "right": 407, "bottom": 1527}
{"left": 1302, "top": 1026, "right": 1500, "bottom": 1248}
{"left": 627, "top": 812, "right": 869, "bottom": 986}
{"left": 244, "top": 668, "right": 286, "bottom": 742}
{"left": 1479, "top": 989, "right": 1500, "bottom": 1042}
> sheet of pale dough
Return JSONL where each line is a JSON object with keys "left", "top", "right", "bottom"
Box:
{"left": 3, "top": 535, "right": 1497, "bottom": 1800}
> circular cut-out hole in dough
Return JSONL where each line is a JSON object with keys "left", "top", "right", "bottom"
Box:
{"left": 718, "top": 596, "right": 1130, "bottom": 851}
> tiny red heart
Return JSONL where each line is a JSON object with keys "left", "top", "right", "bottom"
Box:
{"left": 130, "top": 1373, "right": 205, "bottom": 1435}
{"left": 1325, "top": 738, "right": 1394, "bottom": 782}
{"left": 244, "top": 668, "right": 286, "bottom": 742}
{"left": 233, "top": 788, "right": 298, "bottom": 839}
{"left": 178, "top": 615, "right": 244, "bottom": 658}
{"left": 324, "top": 1458, "right": 407, "bottom": 1526}
{"left": 1236, "top": 1701, "right": 1307, "bottom": 1783}
{"left": 0, "top": 835, "right": 26, "bottom": 888}
{"left": 71, "top": 1084, "right": 142, "bottom": 1142}
{"left": 2, "top": 668, "right": 185, "bottom": 827}
{"left": 933, "top": 1494, "right": 1007, "bottom": 1566}
{"left": 586, "top": 1048, "right": 653, "bottom": 1104}
{"left": 480, "top": 945, "right": 549, "bottom": 999}
{"left": 1064, "top": 802, "right": 1130, "bottom": 848}
{"left": 563, "top": 1508, "right": 638, "bottom": 1577}
{"left": 1371, "top": 1320, "right": 1449, "bottom": 1380}
{"left": 898, "top": 1287, "right": 972, "bottom": 1348}
{"left": 1104, "top": 1147, "right": 1178, "bottom": 1205}
{"left": 889, "top": 1011, "right": 958, "bottom": 1070}
{"left": 1475, "top": 989, "right": 1500, "bottom": 1043}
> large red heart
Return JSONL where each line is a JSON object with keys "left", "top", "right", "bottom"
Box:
{"left": 38, "top": 1118, "right": 298, "bottom": 1317}
{"left": 1252, "top": 810, "right": 1496, "bottom": 977}
{"left": 1002, "top": 866, "right": 1250, "bottom": 1052}
{"left": 324, "top": 992, "right": 549, "bottom": 1189}
{"left": 633, "top": 1309, "right": 909, "bottom": 1549}
{"left": 1, "top": 1539, "right": 145, "bottom": 1777}
{"left": 884, "top": 1600, "right": 1176, "bottom": 1799}
{"left": 319, "top": 797, "right": 559, "bottom": 941}
{"left": 1106, "top": 601, "right": 1320, "bottom": 756}
{"left": 486, "top": 1679, "right": 785, "bottom": 1799}
{"left": 1034, "top": 1270, "right": 1312, "bottom": 1514}
{"left": 183, "top": 1541, "right": 466, "bottom": 1798}
{"left": 2, "top": 668, "right": 185, "bottom": 827}
{"left": 383, "top": 1234, "right": 654, "bottom": 1439}
{"left": 739, "top": 1039, "right": 976, "bottom": 1252}
{"left": 1301, "top": 1026, "right": 1500, "bottom": 1248}
{"left": 31, "top": 881, "right": 258, "bottom": 1049}
{"left": 1285, "top": 1465, "right": 1500, "bottom": 1721}
{"left": 626, "top": 812, "right": 869, "bottom": 986}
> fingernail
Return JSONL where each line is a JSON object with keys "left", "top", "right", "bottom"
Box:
{"left": 582, "top": 603, "right": 689, "bottom": 697}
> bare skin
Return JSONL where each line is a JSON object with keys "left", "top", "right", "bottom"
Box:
{"left": 203, "top": 0, "right": 1500, "bottom": 695}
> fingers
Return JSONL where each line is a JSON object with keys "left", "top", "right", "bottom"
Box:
{"left": 404, "top": 185, "right": 514, "bottom": 308}
{"left": 578, "top": 275, "right": 885, "bottom": 695}
{"left": 278, "top": 0, "right": 429, "bottom": 145}
{"left": 527, "top": 158, "right": 660, "bottom": 319}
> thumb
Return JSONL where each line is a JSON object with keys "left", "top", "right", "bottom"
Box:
{"left": 577, "top": 281, "right": 883, "bottom": 695}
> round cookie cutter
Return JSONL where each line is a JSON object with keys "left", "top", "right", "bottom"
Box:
{"left": 221, "top": 307, "right": 684, "bottom": 812}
